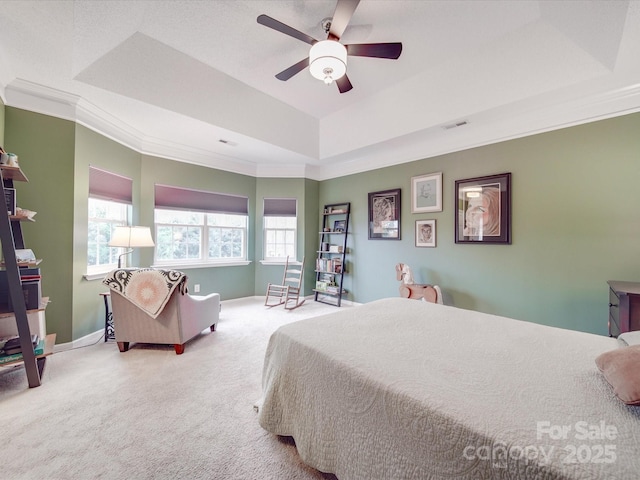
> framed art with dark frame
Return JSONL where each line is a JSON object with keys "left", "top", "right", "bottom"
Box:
{"left": 416, "top": 219, "right": 436, "bottom": 247}
{"left": 455, "top": 172, "right": 511, "bottom": 244}
{"left": 411, "top": 172, "right": 442, "bottom": 213}
{"left": 368, "top": 188, "right": 401, "bottom": 240}
{"left": 333, "top": 220, "right": 346, "bottom": 233}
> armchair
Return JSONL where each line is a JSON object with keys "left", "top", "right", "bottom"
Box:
{"left": 104, "top": 269, "right": 219, "bottom": 354}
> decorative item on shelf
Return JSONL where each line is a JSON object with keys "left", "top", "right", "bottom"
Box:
{"left": 315, "top": 281, "right": 327, "bottom": 292}
{"left": 333, "top": 220, "right": 346, "bottom": 232}
{"left": 15, "top": 249, "right": 37, "bottom": 264}
{"left": 6, "top": 154, "right": 18, "bottom": 168}
{"left": 333, "top": 258, "right": 343, "bottom": 274}
{"left": 13, "top": 207, "right": 37, "bottom": 220}
{"left": 4, "top": 187, "right": 16, "bottom": 216}
{"left": 328, "top": 245, "right": 343, "bottom": 253}
{"left": 108, "top": 226, "right": 155, "bottom": 268}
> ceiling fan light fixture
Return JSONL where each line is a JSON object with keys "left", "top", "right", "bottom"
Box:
{"left": 309, "top": 40, "right": 347, "bottom": 85}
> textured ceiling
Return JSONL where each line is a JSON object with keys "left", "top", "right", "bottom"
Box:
{"left": 0, "top": 1, "right": 639, "bottom": 179}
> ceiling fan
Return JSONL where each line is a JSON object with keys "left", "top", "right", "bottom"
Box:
{"left": 257, "top": 0, "right": 402, "bottom": 93}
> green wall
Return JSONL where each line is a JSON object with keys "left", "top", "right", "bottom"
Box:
{"left": 0, "top": 96, "right": 5, "bottom": 145}
{"left": 73, "top": 125, "right": 142, "bottom": 340}
{"left": 4, "top": 105, "right": 639, "bottom": 343}
{"left": 4, "top": 108, "right": 76, "bottom": 342}
{"left": 319, "top": 112, "right": 640, "bottom": 335}
{"left": 304, "top": 178, "right": 320, "bottom": 294}
{"left": 254, "top": 177, "right": 319, "bottom": 296}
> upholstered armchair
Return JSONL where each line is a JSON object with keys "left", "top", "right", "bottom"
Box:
{"left": 104, "top": 269, "right": 220, "bottom": 354}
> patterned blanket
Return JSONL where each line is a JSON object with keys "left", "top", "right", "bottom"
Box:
{"left": 103, "top": 269, "right": 187, "bottom": 318}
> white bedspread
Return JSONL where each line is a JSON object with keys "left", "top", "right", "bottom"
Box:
{"left": 258, "top": 298, "right": 640, "bottom": 479}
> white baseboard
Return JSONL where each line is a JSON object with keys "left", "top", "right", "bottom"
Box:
{"left": 54, "top": 329, "right": 105, "bottom": 353}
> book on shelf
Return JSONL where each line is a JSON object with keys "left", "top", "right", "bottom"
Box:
{"left": 316, "top": 258, "right": 343, "bottom": 274}
{"left": 0, "top": 337, "right": 44, "bottom": 364}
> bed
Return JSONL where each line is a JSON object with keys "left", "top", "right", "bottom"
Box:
{"left": 257, "top": 297, "right": 640, "bottom": 479}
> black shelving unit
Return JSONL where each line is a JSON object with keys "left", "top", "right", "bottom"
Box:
{"left": 314, "top": 202, "right": 350, "bottom": 307}
{"left": 0, "top": 165, "right": 47, "bottom": 387}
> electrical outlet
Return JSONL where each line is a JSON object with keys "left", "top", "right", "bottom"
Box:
{"left": 194, "top": 284, "right": 200, "bottom": 293}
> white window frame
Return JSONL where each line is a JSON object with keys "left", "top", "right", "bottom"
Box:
{"left": 86, "top": 197, "right": 130, "bottom": 275}
{"left": 263, "top": 216, "right": 297, "bottom": 262}
{"left": 262, "top": 198, "right": 298, "bottom": 263}
{"left": 154, "top": 209, "right": 248, "bottom": 267}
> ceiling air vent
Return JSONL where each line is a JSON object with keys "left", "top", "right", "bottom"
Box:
{"left": 442, "top": 120, "right": 469, "bottom": 130}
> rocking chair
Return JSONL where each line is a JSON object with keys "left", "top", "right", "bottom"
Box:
{"left": 265, "top": 256, "right": 305, "bottom": 310}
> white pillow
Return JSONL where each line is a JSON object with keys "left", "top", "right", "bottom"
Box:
{"left": 618, "top": 331, "right": 640, "bottom": 346}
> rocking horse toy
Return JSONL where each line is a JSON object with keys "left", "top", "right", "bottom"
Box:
{"left": 395, "top": 263, "right": 440, "bottom": 303}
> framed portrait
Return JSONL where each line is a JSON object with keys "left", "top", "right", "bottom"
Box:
{"left": 4, "top": 187, "right": 16, "bottom": 216}
{"left": 333, "top": 220, "right": 346, "bottom": 232}
{"left": 368, "top": 188, "right": 401, "bottom": 240}
{"left": 415, "top": 220, "right": 436, "bottom": 247}
{"left": 411, "top": 172, "right": 442, "bottom": 213}
{"left": 455, "top": 172, "right": 511, "bottom": 244}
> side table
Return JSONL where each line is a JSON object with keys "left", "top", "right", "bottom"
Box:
{"left": 607, "top": 280, "right": 640, "bottom": 337}
{"left": 99, "top": 292, "right": 115, "bottom": 341}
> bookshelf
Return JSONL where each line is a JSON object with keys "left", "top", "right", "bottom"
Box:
{"left": 314, "top": 202, "right": 350, "bottom": 307}
{"left": 0, "top": 163, "right": 50, "bottom": 387}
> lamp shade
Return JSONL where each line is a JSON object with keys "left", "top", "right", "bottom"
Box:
{"left": 109, "top": 226, "right": 155, "bottom": 248}
{"left": 309, "top": 40, "right": 347, "bottom": 84}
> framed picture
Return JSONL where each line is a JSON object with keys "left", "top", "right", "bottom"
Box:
{"left": 4, "top": 187, "right": 16, "bottom": 216}
{"left": 368, "top": 188, "right": 401, "bottom": 240}
{"left": 411, "top": 172, "right": 442, "bottom": 213}
{"left": 415, "top": 220, "right": 436, "bottom": 247}
{"left": 333, "top": 220, "right": 346, "bottom": 232}
{"left": 455, "top": 172, "right": 511, "bottom": 244}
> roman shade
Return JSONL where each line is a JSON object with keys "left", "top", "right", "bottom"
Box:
{"left": 154, "top": 184, "right": 248, "bottom": 215}
{"left": 89, "top": 166, "right": 132, "bottom": 203}
{"left": 263, "top": 198, "right": 297, "bottom": 217}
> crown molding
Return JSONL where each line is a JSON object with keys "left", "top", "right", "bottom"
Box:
{"left": 3, "top": 77, "right": 640, "bottom": 182}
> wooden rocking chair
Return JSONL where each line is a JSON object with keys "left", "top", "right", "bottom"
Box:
{"left": 265, "top": 256, "right": 305, "bottom": 310}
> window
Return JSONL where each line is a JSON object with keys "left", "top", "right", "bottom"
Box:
{"left": 263, "top": 198, "right": 297, "bottom": 262}
{"left": 87, "top": 167, "right": 132, "bottom": 273}
{"left": 154, "top": 185, "right": 248, "bottom": 266}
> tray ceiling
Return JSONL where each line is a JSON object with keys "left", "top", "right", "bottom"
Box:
{"left": 1, "top": 1, "right": 639, "bottom": 179}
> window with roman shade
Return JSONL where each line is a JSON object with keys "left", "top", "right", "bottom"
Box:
{"left": 154, "top": 184, "right": 249, "bottom": 265}
{"left": 87, "top": 166, "right": 132, "bottom": 271}
{"left": 263, "top": 198, "right": 297, "bottom": 261}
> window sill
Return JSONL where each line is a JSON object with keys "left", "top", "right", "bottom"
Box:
{"left": 151, "top": 261, "right": 252, "bottom": 270}
{"left": 84, "top": 271, "right": 112, "bottom": 281}
{"left": 260, "top": 260, "right": 303, "bottom": 266}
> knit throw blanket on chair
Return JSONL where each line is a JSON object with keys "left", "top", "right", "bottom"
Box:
{"left": 103, "top": 269, "right": 187, "bottom": 318}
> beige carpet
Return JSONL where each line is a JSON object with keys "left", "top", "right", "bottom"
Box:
{"left": 0, "top": 297, "right": 351, "bottom": 479}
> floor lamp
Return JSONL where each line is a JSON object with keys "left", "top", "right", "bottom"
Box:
{"left": 108, "top": 226, "right": 155, "bottom": 268}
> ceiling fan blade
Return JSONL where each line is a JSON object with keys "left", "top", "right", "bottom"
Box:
{"left": 328, "top": 0, "right": 361, "bottom": 41}
{"left": 275, "top": 57, "right": 310, "bottom": 81}
{"left": 336, "top": 75, "right": 353, "bottom": 93}
{"left": 257, "top": 14, "right": 318, "bottom": 45}
{"left": 346, "top": 42, "right": 403, "bottom": 59}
